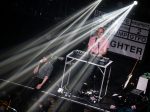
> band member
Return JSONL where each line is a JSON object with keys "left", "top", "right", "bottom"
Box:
{"left": 88, "top": 27, "right": 109, "bottom": 57}
{"left": 80, "top": 27, "right": 109, "bottom": 103}
{"left": 32, "top": 56, "right": 53, "bottom": 89}
{"left": 19, "top": 56, "right": 53, "bottom": 111}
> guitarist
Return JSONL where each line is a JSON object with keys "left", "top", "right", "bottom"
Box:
{"left": 30, "top": 55, "right": 63, "bottom": 89}
{"left": 19, "top": 56, "right": 63, "bottom": 111}
{"left": 32, "top": 56, "right": 53, "bottom": 90}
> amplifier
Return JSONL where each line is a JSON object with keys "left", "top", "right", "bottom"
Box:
{"left": 131, "top": 89, "right": 144, "bottom": 96}
{"left": 136, "top": 73, "right": 150, "bottom": 94}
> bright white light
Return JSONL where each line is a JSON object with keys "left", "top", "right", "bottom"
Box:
{"left": 133, "top": 1, "right": 138, "bottom": 5}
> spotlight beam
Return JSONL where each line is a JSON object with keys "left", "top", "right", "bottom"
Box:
{"left": 25, "top": 1, "right": 98, "bottom": 65}
{"left": 0, "top": 3, "right": 129, "bottom": 69}
{"left": 1, "top": 0, "right": 99, "bottom": 59}
{"left": 0, "top": 1, "right": 97, "bottom": 72}
{"left": 17, "top": 0, "right": 99, "bottom": 53}
{"left": 62, "top": 0, "right": 102, "bottom": 45}
{"left": 1, "top": 0, "right": 99, "bottom": 90}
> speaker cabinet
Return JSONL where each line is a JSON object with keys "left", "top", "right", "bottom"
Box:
{"left": 136, "top": 73, "right": 150, "bottom": 94}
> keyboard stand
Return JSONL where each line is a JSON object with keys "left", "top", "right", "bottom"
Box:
{"left": 60, "top": 50, "right": 113, "bottom": 101}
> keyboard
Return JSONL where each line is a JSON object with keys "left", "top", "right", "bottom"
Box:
{"left": 68, "top": 50, "right": 110, "bottom": 66}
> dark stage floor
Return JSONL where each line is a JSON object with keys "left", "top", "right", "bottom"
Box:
{"left": 0, "top": 78, "right": 149, "bottom": 112}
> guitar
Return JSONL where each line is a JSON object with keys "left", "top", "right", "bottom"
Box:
{"left": 123, "top": 73, "right": 133, "bottom": 89}
{"left": 39, "top": 55, "right": 64, "bottom": 64}
{"left": 34, "top": 55, "right": 64, "bottom": 74}
{"left": 49, "top": 55, "right": 64, "bottom": 61}
{"left": 123, "top": 58, "right": 139, "bottom": 89}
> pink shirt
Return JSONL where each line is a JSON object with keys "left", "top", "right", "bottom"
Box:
{"left": 88, "top": 36, "right": 109, "bottom": 56}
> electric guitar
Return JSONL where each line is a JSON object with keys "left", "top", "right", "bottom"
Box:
{"left": 39, "top": 55, "right": 64, "bottom": 64}
{"left": 49, "top": 55, "right": 64, "bottom": 65}
{"left": 123, "top": 58, "right": 139, "bottom": 89}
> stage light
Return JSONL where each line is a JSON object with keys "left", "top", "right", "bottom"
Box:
{"left": 133, "top": 1, "right": 138, "bottom": 5}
